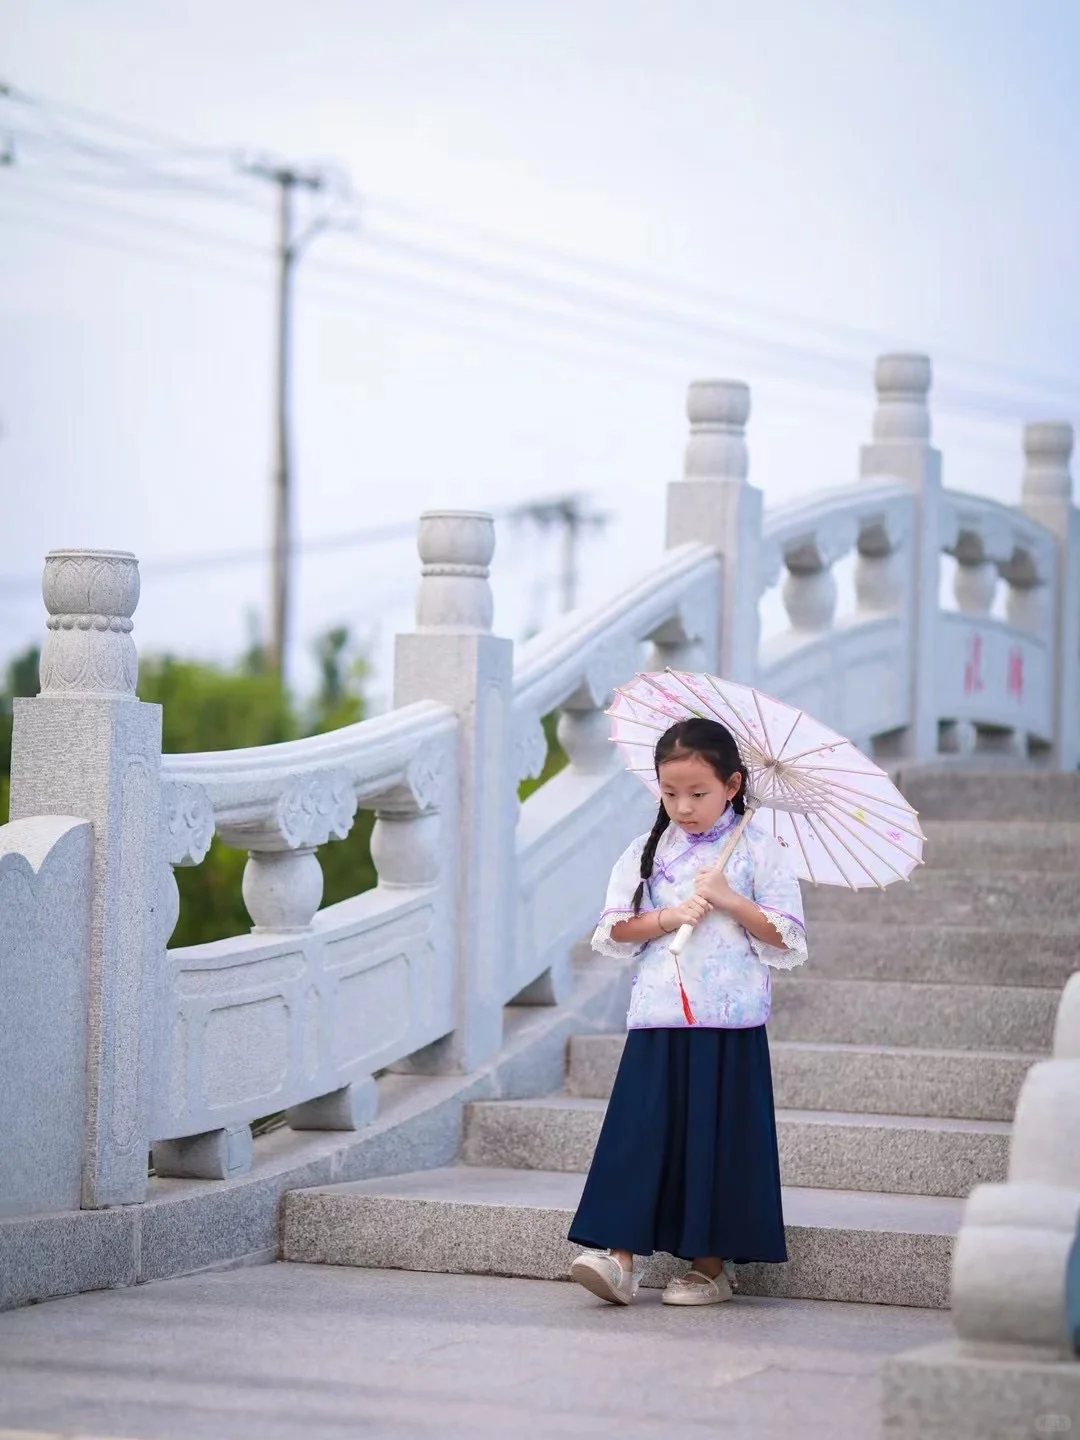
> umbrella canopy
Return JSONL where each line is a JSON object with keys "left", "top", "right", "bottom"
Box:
{"left": 608, "top": 670, "right": 924, "bottom": 889}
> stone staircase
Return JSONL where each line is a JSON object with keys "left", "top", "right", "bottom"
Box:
{"left": 282, "top": 774, "right": 1080, "bottom": 1310}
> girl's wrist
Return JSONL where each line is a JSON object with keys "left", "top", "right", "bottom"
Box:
{"left": 657, "top": 908, "right": 674, "bottom": 935}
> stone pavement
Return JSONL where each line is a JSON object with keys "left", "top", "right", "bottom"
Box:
{"left": 0, "top": 1263, "right": 950, "bottom": 1440}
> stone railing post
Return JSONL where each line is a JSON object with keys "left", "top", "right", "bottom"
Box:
{"left": 8, "top": 550, "right": 164, "bottom": 1208}
{"left": 1020, "top": 421, "right": 1078, "bottom": 771}
{"left": 860, "top": 354, "right": 942, "bottom": 763}
{"left": 665, "top": 379, "right": 761, "bottom": 682}
{"left": 392, "top": 512, "right": 514, "bottom": 1072}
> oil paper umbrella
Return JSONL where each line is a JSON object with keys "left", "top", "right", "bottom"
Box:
{"left": 608, "top": 670, "right": 925, "bottom": 1001}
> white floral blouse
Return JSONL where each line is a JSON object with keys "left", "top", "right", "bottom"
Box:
{"left": 592, "top": 806, "right": 807, "bottom": 1030}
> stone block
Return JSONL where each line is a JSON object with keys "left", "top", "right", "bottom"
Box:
{"left": 806, "top": 920, "right": 1079, "bottom": 989}
{"left": 152, "top": 1125, "right": 254, "bottom": 1180}
{"left": 0, "top": 817, "right": 92, "bottom": 1217}
{"left": 803, "top": 869, "right": 1080, "bottom": 927}
{"left": 463, "top": 1096, "right": 1009, "bottom": 1197}
{"left": 137, "top": 1155, "right": 335, "bottom": 1283}
{"left": 282, "top": 1165, "right": 961, "bottom": 1307}
{"left": 770, "top": 1040, "right": 1034, "bottom": 1122}
{"left": 883, "top": 1340, "right": 1080, "bottom": 1438}
{"left": 566, "top": 1032, "right": 625, "bottom": 1098}
{"left": 770, "top": 977, "right": 1058, "bottom": 1052}
{"left": 569, "top": 1032, "right": 1036, "bottom": 1121}
{"left": 286, "top": 1080, "right": 378, "bottom": 1131}
{"left": 922, "top": 819, "right": 1080, "bottom": 872}
{"left": 895, "top": 769, "right": 1080, "bottom": 821}
{"left": 10, "top": 695, "right": 164, "bottom": 1208}
{"left": 0, "top": 1206, "right": 136, "bottom": 1311}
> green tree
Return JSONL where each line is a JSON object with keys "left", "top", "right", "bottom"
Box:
{"left": 0, "top": 634, "right": 379, "bottom": 945}
{"left": 137, "top": 638, "right": 378, "bottom": 948}
{"left": 518, "top": 712, "right": 569, "bottom": 801}
{"left": 0, "top": 645, "right": 41, "bottom": 827}
{"left": 1, "top": 636, "right": 567, "bottom": 947}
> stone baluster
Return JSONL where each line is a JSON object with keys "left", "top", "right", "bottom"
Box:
{"left": 854, "top": 517, "right": 907, "bottom": 616}
{"left": 952, "top": 537, "right": 999, "bottom": 619}
{"left": 8, "top": 550, "right": 164, "bottom": 1208}
{"left": 860, "top": 354, "right": 941, "bottom": 762}
{"left": 392, "top": 512, "right": 515, "bottom": 1072}
{"left": 1020, "top": 421, "right": 1078, "bottom": 770}
{"left": 1003, "top": 562, "right": 1050, "bottom": 637}
{"left": 666, "top": 379, "right": 762, "bottom": 681}
{"left": 237, "top": 770, "right": 357, "bottom": 932}
{"left": 780, "top": 538, "right": 840, "bottom": 634}
{"left": 153, "top": 769, "right": 358, "bottom": 1179}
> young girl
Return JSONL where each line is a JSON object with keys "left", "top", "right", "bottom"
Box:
{"left": 568, "top": 716, "right": 807, "bottom": 1306}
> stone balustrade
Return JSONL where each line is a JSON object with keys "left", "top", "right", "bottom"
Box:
{"left": 1, "top": 350, "right": 1077, "bottom": 1229}
{"left": 152, "top": 704, "right": 458, "bottom": 1179}
{"left": 758, "top": 479, "right": 917, "bottom": 746}
{"left": 512, "top": 542, "right": 721, "bottom": 1005}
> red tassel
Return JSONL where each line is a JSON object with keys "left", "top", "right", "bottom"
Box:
{"left": 673, "top": 954, "right": 697, "bottom": 1025}
{"left": 679, "top": 982, "right": 697, "bottom": 1026}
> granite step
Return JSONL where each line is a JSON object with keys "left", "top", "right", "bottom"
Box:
{"left": 567, "top": 1034, "right": 1036, "bottom": 1122}
{"left": 803, "top": 921, "right": 1076, "bottom": 988}
{"left": 801, "top": 869, "right": 1080, "bottom": 927}
{"left": 462, "top": 1096, "right": 1009, "bottom": 1198}
{"left": 768, "top": 976, "right": 1058, "bottom": 1052}
{"left": 917, "top": 820, "right": 1080, "bottom": 872}
{"left": 282, "top": 1165, "right": 963, "bottom": 1308}
{"left": 894, "top": 770, "right": 1080, "bottom": 822}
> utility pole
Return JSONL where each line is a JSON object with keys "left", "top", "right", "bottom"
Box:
{"left": 242, "top": 160, "right": 332, "bottom": 679}
{"left": 510, "top": 493, "right": 610, "bottom": 624}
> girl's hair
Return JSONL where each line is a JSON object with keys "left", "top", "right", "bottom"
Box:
{"left": 631, "top": 718, "right": 750, "bottom": 913}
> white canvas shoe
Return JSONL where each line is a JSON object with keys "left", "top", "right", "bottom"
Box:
{"left": 569, "top": 1251, "right": 641, "bottom": 1306}
{"left": 660, "top": 1267, "right": 734, "bottom": 1306}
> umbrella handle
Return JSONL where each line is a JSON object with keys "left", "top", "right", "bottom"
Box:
{"left": 668, "top": 806, "right": 756, "bottom": 959}
{"left": 669, "top": 922, "right": 694, "bottom": 957}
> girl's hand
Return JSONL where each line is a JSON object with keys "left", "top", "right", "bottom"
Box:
{"left": 695, "top": 866, "right": 738, "bottom": 912}
{"left": 663, "top": 895, "right": 712, "bottom": 931}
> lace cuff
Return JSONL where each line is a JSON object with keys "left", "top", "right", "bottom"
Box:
{"left": 749, "top": 907, "right": 808, "bottom": 971}
{"left": 591, "top": 907, "right": 649, "bottom": 960}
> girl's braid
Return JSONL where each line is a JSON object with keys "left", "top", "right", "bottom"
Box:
{"left": 632, "top": 800, "right": 670, "bottom": 914}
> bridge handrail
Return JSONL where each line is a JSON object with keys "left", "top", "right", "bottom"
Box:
{"left": 3, "top": 350, "right": 1076, "bottom": 1220}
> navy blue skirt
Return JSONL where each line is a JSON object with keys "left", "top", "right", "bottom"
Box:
{"left": 568, "top": 1025, "right": 787, "bottom": 1264}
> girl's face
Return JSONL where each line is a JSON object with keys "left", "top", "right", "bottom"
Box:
{"left": 657, "top": 752, "right": 741, "bottom": 834}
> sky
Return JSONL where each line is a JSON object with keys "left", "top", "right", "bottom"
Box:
{"left": 2, "top": 0, "right": 1078, "bottom": 709}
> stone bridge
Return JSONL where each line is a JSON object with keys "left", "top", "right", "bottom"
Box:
{"left": 1, "top": 352, "right": 1078, "bottom": 1438}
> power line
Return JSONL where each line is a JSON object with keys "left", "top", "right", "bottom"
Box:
{"left": 0, "top": 175, "right": 1060, "bottom": 434}
{"left": 369, "top": 195, "right": 1080, "bottom": 405}
{"left": 0, "top": 518, "right": 420, "bottom": 595}
{"left": 509, "top": 494, "right": 611, "bottom": 615}
{"left": 5, "top": 79, "right": 1079, "bottom": 409}
{"left": 0, "top": 499, "right": 596, "bottom": 594}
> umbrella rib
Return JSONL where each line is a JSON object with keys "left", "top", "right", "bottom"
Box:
{"left": 781, "top": 736, "right": 852, "bottom": 764}
{"left": 775, "top": 709, "right": 804, "bottom": 764}
{"left": 817, "top": 813, "right": 886, "bottom": 888}
{"left": 817, "top": 794, "right": 926, "bottom": 844}
{"left": 788, "top": 815, "right": 818, "bottom": 882}
{"left": 674, "top": 672, "right": 740, "bottom": 735}
{"left": 699, "top": 674, "right": 758, "bottom": 750}
{"left": 823, "top": 808, "right": 925, "bottom": 862}
{"left": 803, "top": 811, "right": 869, "bottom": 889}
{"left": 795, "top": 762, "right": 897, "bottom": 777}
{"left": 609, "top": 691, "right": 681, "bottom": 729}
{"left": 819, "top": 803, "right": 912, "bottom": 883}
{"left": 789, "top": 771, "right": 921, "bottom": 817}
{"left": 606, "top": 702, "right": 669, "bottom": 733}
{"left": 640, "top": 673, "right": 709, "bottom": 721}
{"left": 751, "top": 688, "right": 777, "bottom": 755}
